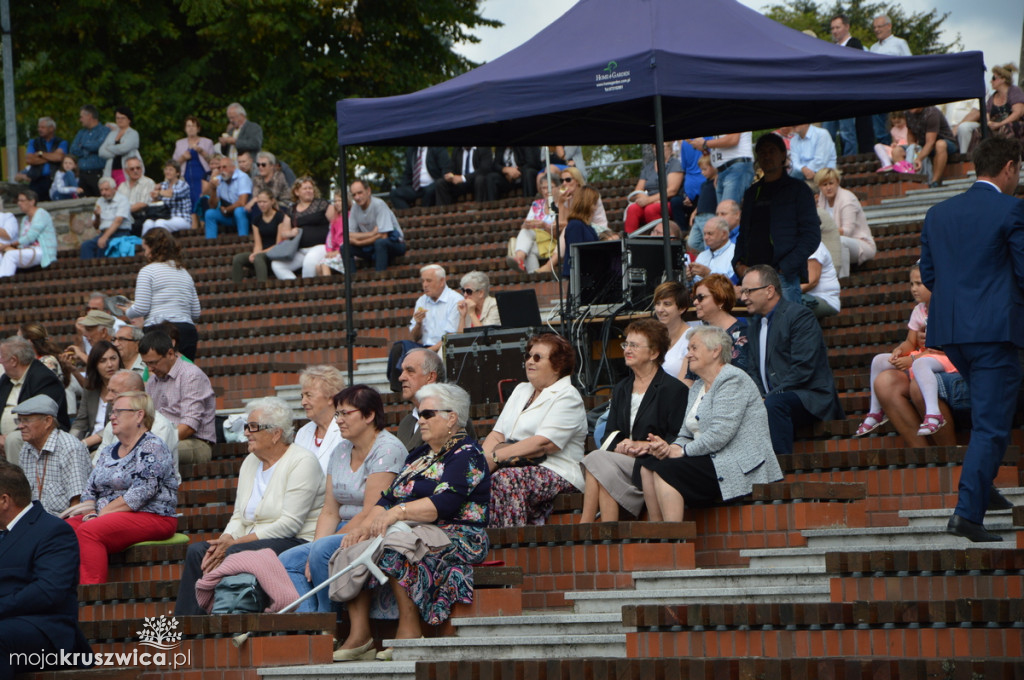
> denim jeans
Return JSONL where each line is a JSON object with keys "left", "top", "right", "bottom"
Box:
{"left": 353, "top": 235, "right": 407, "bottom": 271}
{"left": 779, "top": 271, "right": 803, "bottom": 305}
{"left": 823, "top": 119, "right": 856, "bottom": 156}
{"left": 204, "top": 206, "right": 250, "bottom": 238}
{"left": 279, "top": 526, "right": 347, "bottom": 614}
{"left": 716, "top": 161, "right": 754, "bottom": 205}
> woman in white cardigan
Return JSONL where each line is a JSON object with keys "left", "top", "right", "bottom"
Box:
{"left": 640, "top": 326, "right": 783, "bottom": 521}
{"left": 174, "top": 397, "right": 325, "bottom": 615}
{"left": 815, "top": 168, "right": 875, "bottom": 278}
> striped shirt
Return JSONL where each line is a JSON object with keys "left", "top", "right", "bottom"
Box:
{"left": 146, "top": 357, "right": 217, "bottom": 444}
{"left": 19, "top": 428, "right": 93, "bottom": 516}
{"left": 126, "top": 262, "right": 201, "bottom": 325}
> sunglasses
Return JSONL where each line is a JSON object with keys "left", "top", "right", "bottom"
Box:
{"left": 419, "top": 409, "right": 452, "bottom": 420}
{"left": 257, "top": 162, "right": 269, "bottom": 167}
{"left": 560, "top": 177, "right": 573, "bottom": 184}
{"left": 462, "top": 288, "right": 475, "bottom": 295}
{"left": 524, "top": 352, "right": 548, "bottom": 363}
{"left": 693, "top": 294, "right": 709, "bottom": 302}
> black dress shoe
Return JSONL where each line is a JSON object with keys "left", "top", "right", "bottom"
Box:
{"left": 947, "top": 514, "right": 1003, "bottom": 543}
{"left": 988, "top": 487, "right": 1014, "bottom": 511}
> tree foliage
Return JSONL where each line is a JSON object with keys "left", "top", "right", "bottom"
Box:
{"left": 4, "top": 0, "right": 498, "bottom": 187}
{"left": 762, "top": 0, "right": 961, "bottom": 55}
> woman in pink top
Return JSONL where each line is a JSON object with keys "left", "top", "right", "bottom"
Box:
{"left": 814, "top": 168, "right": 875, "bottom": 278}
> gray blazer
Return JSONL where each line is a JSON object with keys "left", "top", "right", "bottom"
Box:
{"left": 98, "top": 127, "right": 140, "bottom": 177}
{"left": 672, "top": 363, "right": 783, "bottom": 501}
{"left": 71, "top": 389, "right": 105, "bottom": 440}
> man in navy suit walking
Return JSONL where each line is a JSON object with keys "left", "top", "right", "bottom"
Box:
{"left": 920, "top": 136, "right": 1024, "bottom": 542}
{"left": 0, "top": 462, "right": 90, "bottom": 679}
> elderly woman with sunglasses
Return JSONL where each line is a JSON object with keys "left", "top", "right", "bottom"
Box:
{"left": 66, "top": 391, "right": 178, "bottom": 584}
{"left": 456, "top": 271, "right": 501, "bottom": 332}
{"left": 279, "top": 384, "right": 406, "bottom": 614}
{"left": 332, "top": 383, "right": 490, "bottom": 661}
{"left": 482, "top": 333, "right": 588, "bottom": 527}
{"left": 174, "top": 397, "right": 325, "bottom": 615}
{"left": 580, "top": 318, "right": 688, "bottom": 522}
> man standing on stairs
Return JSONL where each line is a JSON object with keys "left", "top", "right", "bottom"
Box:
{"left": 920, "top": 136, "right": 1024, "bottom": 543}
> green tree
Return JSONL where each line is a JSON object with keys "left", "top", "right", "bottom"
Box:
{"left": 763, "top": 0, "right": 961, "bottom": 55}
{"left": 3, "top": 0, "right": 498, "bottom": 187}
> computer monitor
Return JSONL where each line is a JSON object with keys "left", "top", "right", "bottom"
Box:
{"left": 625, "top": 237, "right": 685, "bottom": 304}
{"left": 570, "top": 240, "right": 625, "bottom": 310}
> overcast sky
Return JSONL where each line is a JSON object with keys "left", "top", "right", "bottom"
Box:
{"left": 457, "top": 0, "right": 1024, "bottom": 84}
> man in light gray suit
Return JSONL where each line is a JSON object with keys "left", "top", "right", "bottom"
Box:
{"left": 739, "top": 265, "right": 844, "bottom": 455}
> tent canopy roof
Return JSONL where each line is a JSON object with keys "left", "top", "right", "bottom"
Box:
{"left": 336, "top": 0, "right": 985, "bottom": 146}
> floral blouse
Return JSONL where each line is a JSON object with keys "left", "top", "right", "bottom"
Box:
{"left": 82, "top": 431, "right": 179, "bottom": 516}
{"left": 377, "top": 433, "right": 490, "bottom": 527}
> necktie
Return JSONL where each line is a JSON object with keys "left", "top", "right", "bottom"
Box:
{"left": 0, "top": 529, "right": 8, "bottom": 543}
{"left": 464, "top": 149, "right": 472, "bottom": 176}
{"left": 759, "top": 317, "right": 770, "bottom": 393}
{"left": 412, "top": 148, "right": 425, "bottom": 191}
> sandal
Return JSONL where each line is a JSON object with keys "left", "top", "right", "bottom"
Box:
{"left": 916, "top": 414, "right": 946, "bottom": 437}
{"left": 505, "top": 255, "right": 525, "bottom": 272}
{"left": 854, "top": 413, "right": 888, "bottom": 437}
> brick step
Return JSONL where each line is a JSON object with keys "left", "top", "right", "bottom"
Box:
{"left": 624, "top": 600, "right": 1024, "bottom": 659}
{"left": 410, "top": 657, "right": 1024, "bottom": 680}
{"left": 486, "top": 521, "right": 696, "bottom": 610}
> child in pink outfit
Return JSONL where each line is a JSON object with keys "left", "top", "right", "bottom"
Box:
{"left": 855, "top": 263, "right": 958, "bottom": 438}
{"left": 874, "top": 112, "right": 914, "bottom": 172}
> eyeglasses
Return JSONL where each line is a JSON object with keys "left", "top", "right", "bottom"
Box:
{"left": 334, "top": 409, "right": 361, "bottom": 419}
{"left": 13, "top": 415, "right": 44, "bottom": 425}
{"left": 113, "top": 336, "right": 137, "bottom": 343}
{"left": 110, "top": 408, "right": 141, "bottom": 419}
{"left": 560, "top": 177, "right": 573, "bottom": 184}
{"left": 257, "top": 162, "right": 269, "bottom": 167}
{"left": 621, "top": 342, "right": 649, "bottom": 351}
{"left": 461, "top": 288, "right": 475, "bottom": 295}
{"left": 418, "top": 409, "right": 452, "bottom": 420}
{"left": 740, "top": 285, "right": 769, "bottom": 296}
{"left": 126, "top": 166, "right": 142, "bottom": 172}
{"left": 524, "top": 352, "right": 548, "bottom": 363}
{"left": 243, "top": 422, "right": 274, "bottom": 433}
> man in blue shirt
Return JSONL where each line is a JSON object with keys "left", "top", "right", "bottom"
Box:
{"left": 15, "top": 117, "right": 67, "bottom": 200}
{"left": 203, "top": 155, "right": 252, "bottom": 238}
{"left": 789, "top": 124, "right": 837, "bottom": 181}
{"left": 68, "top": 105, "right": 108, "bottom": 197}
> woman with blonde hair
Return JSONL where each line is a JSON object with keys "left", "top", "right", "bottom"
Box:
{"left": 558, "top": 185, "right": 601, "bottom": 277}
{"left": 814, "top": 167, "right": 875, "bottom": 278}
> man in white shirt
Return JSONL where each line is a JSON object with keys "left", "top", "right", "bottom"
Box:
{"left": 789, "top": 124, "right": 837, "bottom": 181}
{"left": 386, "top": 264, "right": 461, "bottom": 391}
{"left": 80, "top": 177, "right": 132, "bottom": 259}
{"left": 869, "top": 15, "right": 912, "bottom": 145}
{"left": 116, "top": 153, "right": 155, "bottom": 235}
{"left": 688, "top": 218, "right": 735, "bottom": 282}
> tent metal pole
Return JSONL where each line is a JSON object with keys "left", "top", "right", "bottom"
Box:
{"left": 338, "top": 144, "right": 355, "bottom": 384}
{"left": 652, "top": 95, "right": 674, "bottom": 282}
{"left": 978, "top": 97, "right": 990, "bottom": 140}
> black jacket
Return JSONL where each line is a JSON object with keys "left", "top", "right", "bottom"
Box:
{"left": 0, "top": 359, "right": 71, "bottom": 431}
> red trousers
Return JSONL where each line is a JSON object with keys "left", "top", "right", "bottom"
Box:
{"left": 67, "top": 512, "right": 178, "bottom": 584}
{"left": 624, "top": 201, "right": 672, "bottom": 234}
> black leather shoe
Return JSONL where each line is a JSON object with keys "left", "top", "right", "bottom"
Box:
{"left": 947, "top": 514, "right": 1003, "bottom": 543}
{"left": 988, "top": 487, "right": 1014, "bottom": 511}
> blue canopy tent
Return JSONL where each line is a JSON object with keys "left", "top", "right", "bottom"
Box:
{"left": 333, "top": 0, "right": 986, "bottom": 380}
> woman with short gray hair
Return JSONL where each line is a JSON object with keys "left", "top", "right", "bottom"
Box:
{"left": 456, "top": 271, "right": 501, "bottom": 331}
{"left": 294, "top": 365, "right": 346, "bottom": 472}
{"left": 638, "top": 325, "right": 783, "bottom": 522}
{"left": 174, "top": 395, "right": 326, "bottom": 615}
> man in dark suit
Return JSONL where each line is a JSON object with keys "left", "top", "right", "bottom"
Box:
{"left": 395, "top": 348, "right": 475, "bottom": 451}
{"left": 391, "top": 146, "right": 452, "bottom": 210}
{"left": 489, "top": 146, "right": 543, "bottom": 199}
{"left": 0, "top": 336, "right": 71, "bottom": 465}
{"left": 441, "top": 146, "right": 496, "bottom": 204}
{"left": 0, "top": 462, "right": 91, "bottom": 680}
{"left": 920, "top": 136, "right": 1024, "bottom": 542}
{"left": 739, "top": 265, "right": 844, "bottom": 456}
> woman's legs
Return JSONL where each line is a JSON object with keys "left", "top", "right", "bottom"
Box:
{"left": 306, "top": 533, "right": 346, "bottom": 613}
{"left": 0, "top": 246, "right": 42, "bottom": 278}
{"left": 279, "top": 542, "right": 317, "bottom": 613}
{"left": 874, "top": 369, "right": 928, "bottom": 447}
{"left": 339, "top": 589, "right": 373, "bottom": 649}
{"left": 390, "top": 579, "right": 423, "bottom": 640}
{"left": 68, "top": 512, "right": 177, "bottom": 585}
{"left": 580, "top": 469, "right": 600, "bottom": 523}
{"left": 653, "top": 472, "right": 685, "bottom": 522}
{"left": 301, "top": 245, "right": 327, "bottom": 278}
{"left": 271, "top": 250, "right": 306, "bottom": 280}
{"left": 640, "top": 467, "right": 662, "bottom": 521}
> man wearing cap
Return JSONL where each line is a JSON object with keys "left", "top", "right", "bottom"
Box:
{"left": 0, "top": 337, "right": 71, "bottom": 465}
{"left": 68, "top": 309, "right": 116, "bottom": 366}
{"left": 98, "top": 371, "right": 179, "bottom": 479}
{"left": 139, "top": 331, "right": 215, "bottom": 464}
{"left": 14, "top": 395, "right": 92, "bottom": 517}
